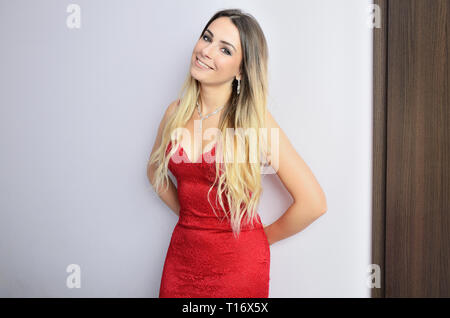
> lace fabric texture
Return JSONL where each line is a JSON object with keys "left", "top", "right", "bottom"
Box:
{"left": 158, "top": 141, "right": 271, "bottom": 298}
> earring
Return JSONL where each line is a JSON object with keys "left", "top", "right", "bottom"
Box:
{"left": 237, "top": 78, "right": 241, "bottom": 95}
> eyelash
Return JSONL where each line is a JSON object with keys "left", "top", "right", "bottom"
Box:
{"left": 202, "top": 35, "right": 232, "bottom": 55}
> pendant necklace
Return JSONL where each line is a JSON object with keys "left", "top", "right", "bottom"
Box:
{"left": 195, "top": 99, "right": 225, "bottom": 153}
{"left": 196, "top": 100, "right": 225, "bottom": 121}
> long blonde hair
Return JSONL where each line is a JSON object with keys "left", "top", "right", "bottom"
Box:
{"left": 149, "top": 8, "right": 271, "bottom": 238}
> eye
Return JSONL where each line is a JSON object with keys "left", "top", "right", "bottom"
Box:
{"left": 202, "top": 34, "right": 232, "bottom": 56}
{"left": 222, "top": 48, "right": 231, "bottom": 55}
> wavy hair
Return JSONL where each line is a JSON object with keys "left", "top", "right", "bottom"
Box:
{"left": 149, "top": 8, "right": 271, "bottom": 238}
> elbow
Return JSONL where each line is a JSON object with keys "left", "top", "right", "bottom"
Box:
{"left": 292, "top": 200, "right": 327, "bottom": 220}
{"left": 313, "top": 198, "right": 328, "bottom": 216}
{"left": 294, "top": 194, "right": 327, "bottom": 216}
{"left": 318, "top": 197, "right": 328, "bottom": 215}
{"left": 317, "top": 190, "right": 328, "bottom": 215}
{"left": 312, "top": 202, "right": 327, "bottom": 217}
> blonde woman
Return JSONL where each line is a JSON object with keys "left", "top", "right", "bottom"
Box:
{"left": 148, "top": 8, "right": 327, "bottom": 298}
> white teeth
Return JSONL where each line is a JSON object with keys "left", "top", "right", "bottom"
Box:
{"left": 197, "top": 58, "right": 210, "bottom": 69}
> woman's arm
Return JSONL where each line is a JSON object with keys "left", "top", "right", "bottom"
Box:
{"left": 147, "top": 100, "right": 180, "bottom": 216}
{"left": 263, "top": 111, "right": 328, "bottom": 245}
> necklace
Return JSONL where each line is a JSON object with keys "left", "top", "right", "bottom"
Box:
{"left": 196, "top": 100, "right": 225, "bottom": 121}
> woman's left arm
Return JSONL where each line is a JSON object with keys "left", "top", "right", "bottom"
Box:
{"left": 263, "top": 111, "right": 328, "bottom": 246}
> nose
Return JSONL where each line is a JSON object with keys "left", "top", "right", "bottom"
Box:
{"left": 200, "top": 43, "right": 215, "bottom": 60}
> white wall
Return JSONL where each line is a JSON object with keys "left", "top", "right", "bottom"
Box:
{"left": 0, "top": 0, "right": 374, "bottom": 297}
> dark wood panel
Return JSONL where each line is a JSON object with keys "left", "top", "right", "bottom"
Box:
{"left": 386, "top": 0, "right": 450, "bottom": 297}
{"left": 372, "top": 0, "right": 388, "bottom": 299}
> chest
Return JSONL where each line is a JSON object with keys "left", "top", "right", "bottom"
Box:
{"left": 179, "top": 113, "right": 222, "bottom": 164}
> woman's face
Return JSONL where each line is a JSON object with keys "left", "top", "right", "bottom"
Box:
{"left": 190, "top": 17, "right": 243, "bottom": 86}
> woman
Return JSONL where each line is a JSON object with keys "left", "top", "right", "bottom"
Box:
{"left": 148, "top": 9, "right": 327, "bottom": 298}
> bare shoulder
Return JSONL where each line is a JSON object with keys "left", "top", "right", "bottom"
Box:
{"left": 264, "top": 109, "right": 281, "bottom": 152}
{"left": 265, "top": 109, "right": 278, "bottom": 130}
{"left": 151, "top": 99, "right": 180, "bottom": 152}
{"left": 164, "top": 98, "right": 180, "bottom": 121}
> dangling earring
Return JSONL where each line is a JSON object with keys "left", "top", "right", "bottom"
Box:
{"left": 237, "top": 78, "right": 241, "bottom": 95}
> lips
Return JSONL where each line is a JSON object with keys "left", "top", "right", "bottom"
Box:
{"left": 196, "top": 56, "right": 213, "bottom": 70}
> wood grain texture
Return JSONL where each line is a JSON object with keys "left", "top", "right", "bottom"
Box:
{"left": 385, "top": 0, "right": 450, "bottom": 297}
{"left": 372, "top": 0, "right": 388, "bottom": 299}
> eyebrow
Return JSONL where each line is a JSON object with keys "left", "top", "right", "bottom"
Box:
{"left": 205, "top": 29, "right": 237, "bottom": 52}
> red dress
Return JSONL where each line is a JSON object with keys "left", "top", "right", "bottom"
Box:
{"left": 159, "top": 140, "right": 271, "bottom": 298}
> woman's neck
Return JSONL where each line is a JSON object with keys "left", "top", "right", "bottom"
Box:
{"left": 199, "top": 83, "right": 232, "bottom": 113}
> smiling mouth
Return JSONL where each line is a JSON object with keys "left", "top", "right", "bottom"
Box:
{"left": 196, "top": 57, "right": 213, "bottom": 70}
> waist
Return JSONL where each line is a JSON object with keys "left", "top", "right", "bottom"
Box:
{"left": 177, "top": 211, "right": 263, "bottom": 232}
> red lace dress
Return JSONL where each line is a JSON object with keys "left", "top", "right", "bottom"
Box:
{"left": 158, "top": 140, "right": 271, "bottom": 298}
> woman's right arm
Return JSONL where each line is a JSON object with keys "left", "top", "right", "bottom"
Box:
{"left": 147, "top": 100, "right": 180, "bottom": 216}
